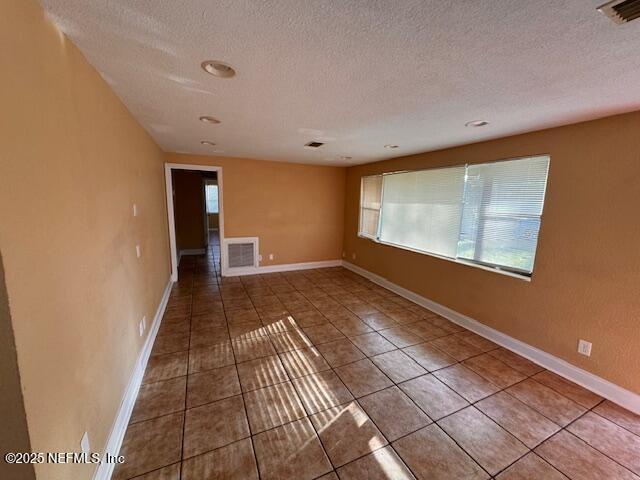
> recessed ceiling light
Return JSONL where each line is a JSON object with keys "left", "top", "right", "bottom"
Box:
{"left": 199, "top": 116, "right": 220, "bottom": 124}
{"left": 465, "top": 120, "right": 490, "bottom": 127}
{"left": 200, "top": 140, "right": 216, "bottom": 146}
{"left": 384, "top": 144, "right": 399, "bottom": 149}
{"left": 201, "top": 60, "right": 236, "bottom": 78}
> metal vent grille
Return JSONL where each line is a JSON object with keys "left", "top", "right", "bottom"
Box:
{"left": 223, "top": 237, "right": 259, "bottom": 275}
{"left": 598, "top": 0, "right": 640, "bottom": 24}
{"left": 228, "top": 243, "right": 255, "bottom": 268}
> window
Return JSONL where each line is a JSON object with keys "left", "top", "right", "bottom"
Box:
{"left": 205, "top": 184, "right": 218, "bottom": 213}
{"left": 379, "top": 166, "right": 465, "bottom": 258}
{"left": 357, "top": 155, "right": 550, "bottom": 277}
{"left": 457, "top": 157, "right": 549, "bottom": 274}
{"left": 359, "top": 175, "right": 382, "bottom": 239}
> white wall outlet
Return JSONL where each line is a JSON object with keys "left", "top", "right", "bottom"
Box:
{"left": 133, "top": 203, "right": 138, "bottom": 217}
{"left": 136, "top": 245, "right": 141, "bottom": 258}
{"left": 142, "top": 316, "right": 147, "bottom": 330}
{"left": 80, "top": 431, "right": 90, "bottom": 454}
{"left": 578, "top": 339, "right": 592, "bottom": 357}
{"left": 139, "top": 319, "right": 144, "bottom": 337}
{"left": 269, "top": 254, "right": 274, "bottom": 260}
{"left": 258, "top": 254, "right": 263, "bottom": 262}
{"left": 351, "top": 253, "right": 356, "bottom": 260}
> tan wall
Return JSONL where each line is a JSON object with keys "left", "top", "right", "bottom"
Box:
{"left": 0, "top": 2, "right": 171, "bottom": 479}
{"left": 167, "top": 154, "right": 346, "bottom": 266}
{"left": 343, "top": 111, "right": 640, "bottom": 394}
{"left": 173, "top": 170, "right": 205, "bottom": 251}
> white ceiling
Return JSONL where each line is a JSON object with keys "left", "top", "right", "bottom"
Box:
{"left": 41, "top": 0, "right": 640, "bottom": 166}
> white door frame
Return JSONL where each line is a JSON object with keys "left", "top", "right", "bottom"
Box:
{"left": 165, "top": 163, "right": 225, "bottom": 281}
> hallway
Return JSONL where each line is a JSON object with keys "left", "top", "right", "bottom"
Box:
{"left": 113, "top": 233, "right": 640, "bottom": 480}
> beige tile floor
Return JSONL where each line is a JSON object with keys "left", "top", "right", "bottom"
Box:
{"left": 113, "top": 233, "right": 640, "bottom": 479}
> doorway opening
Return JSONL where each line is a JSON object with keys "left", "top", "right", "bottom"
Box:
{"left": 165, "top": 163, "right": 225, "bottom": 281}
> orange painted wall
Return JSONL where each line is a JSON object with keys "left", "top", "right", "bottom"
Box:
{"left": 0, "top": 1, "right": 171, "bottom": 478}
{"left": 343, "top": 111, "right": 640, "bottom": 394}
{"left": 167, "top": 154, "right": 346, "bottom": 266}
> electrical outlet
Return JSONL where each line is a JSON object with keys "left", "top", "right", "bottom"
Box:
{"left": 139, "top": 319, "right": 144, "bottom": 337}
{"left": 269, "top": 254, "right": 274, "bottom": 260}
{"left": 80, "top": 432, "right": 90, "bottom": 454}
{"left": 142, "top": 316, "right": 147, "bottom": 330}
{"left": 351, "top": 253, "right": 356, "bottom": 260}
{"left": 136, "top": 245, "right": 141, "bottom": 258}
{"left": 578, "top": 339, "right": 592, "bottom": 357}
{"left": 258, "top": 254, "right": 263, "bottom": 262}
{"left": 133, "top": 204, "right": 138, "bottom": 217}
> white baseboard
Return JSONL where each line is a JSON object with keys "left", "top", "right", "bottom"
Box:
{"left": 342, "top": 261, "right": 640, "bottom": 415}
{"left": 224, "top": 259, "right": 343, "bottom": 277}
{"left": 180, "top": 248, "right": 206, "bottom": 256}
{"left": 93, "top": 278, "right": 173, "bottom": 480}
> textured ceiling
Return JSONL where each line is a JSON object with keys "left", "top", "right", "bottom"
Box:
{"left": 41, "top": 0, "right": 640, "bottom": 166}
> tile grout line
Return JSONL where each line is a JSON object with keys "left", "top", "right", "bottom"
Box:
{"left": 284, "top": 277, "right": 432, "bottom": 478}
{"left": 145, "top": 340, "right": 616, "bottom": 479}
{"left": 247, "top": 271, "right": 406, "bottom": 477}
{"left": 556, "top": 398, "right": 640, "bottom": 478}
{"left": 127, "top": 251, "right": 637, "bottom": 480}
{"left": 288, "top": 270, "right": 640, "bottom": 478}
{"left": 178, "top": 258, "right": 195, "bottom": 480}
{"left": 234, "top": 269, "right": 267, "bottom": 480}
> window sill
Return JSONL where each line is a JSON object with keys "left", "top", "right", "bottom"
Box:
{"left": 356, "top": 234, "right": 532, "bottom": 282}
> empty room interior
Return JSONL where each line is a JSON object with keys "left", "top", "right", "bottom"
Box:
{"left": 2, "top": 1, "right": 640, "bottom": 479}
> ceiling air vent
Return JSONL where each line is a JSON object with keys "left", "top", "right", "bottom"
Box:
{"left": 305, "top": 141, "right": 324, "bottom": 148}
{"left": 223, "top": 237, "right": 259, "bottom": 275}
{"left": 598, "top": 0, "right": 640, "bottom": 24}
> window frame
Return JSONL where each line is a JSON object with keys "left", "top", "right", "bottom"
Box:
{"left": 358, "top": 175, "right": 384, "bottom": 240}
{"left": 356, "top": 154, "right": 550, "bottom": 282}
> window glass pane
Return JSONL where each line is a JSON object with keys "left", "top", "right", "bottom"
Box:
{"left": 206, "top": 184, "right": 218, "bottom": 213}
{"left": 361, "top": 208, "right": 380, "bottom": 237}
{"left": 362, "top": 175, "right": 382, "bottom": 209}
{"left": 457, "top": 156, "right": 549, "bottom": 273}
{"left": 379, "top": 166, "right": 465, "bottom": 258}
{"left": 359, "top": 175, "right": 382, "bottom": 238}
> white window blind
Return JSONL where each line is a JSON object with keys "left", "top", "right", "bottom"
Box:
{"left": 457, "top": 156, "right": 549, "bottom": 273}
{"left": 206, "top": 184, "right": 219, "bottom": 213}
{"left": 359, "top": 175, "right": 382, "bottom": 238}
{"left": 358, "top": 155, "right": 550, "bottom": 277}
{"left": 379, "top": 166, "right": 466, "bottom": 258}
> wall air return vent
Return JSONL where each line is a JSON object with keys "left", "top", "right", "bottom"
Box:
{"left": 304, "top": 141, "right": 324, "bottom": 148}
{"left": 598, "top": 0, "right": 640, "bottom": 24}
{"left": 223, "top": 237, "right": 259, "bottom": 275}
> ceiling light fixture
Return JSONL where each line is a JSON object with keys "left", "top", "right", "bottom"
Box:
{"left": 384, "top": 144, "right": 399, "bottom": 149}
{"left": 199, "top": 116, "right": 221, "bottom": 124}
{"left": 201, "top": 60, "right": 236, "bottom": 78}
{"left": 465, "top": 120, "right": 490, "bottom": 127}
{"left": 200, "top": 140, "right": 216, "bottom": 146}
